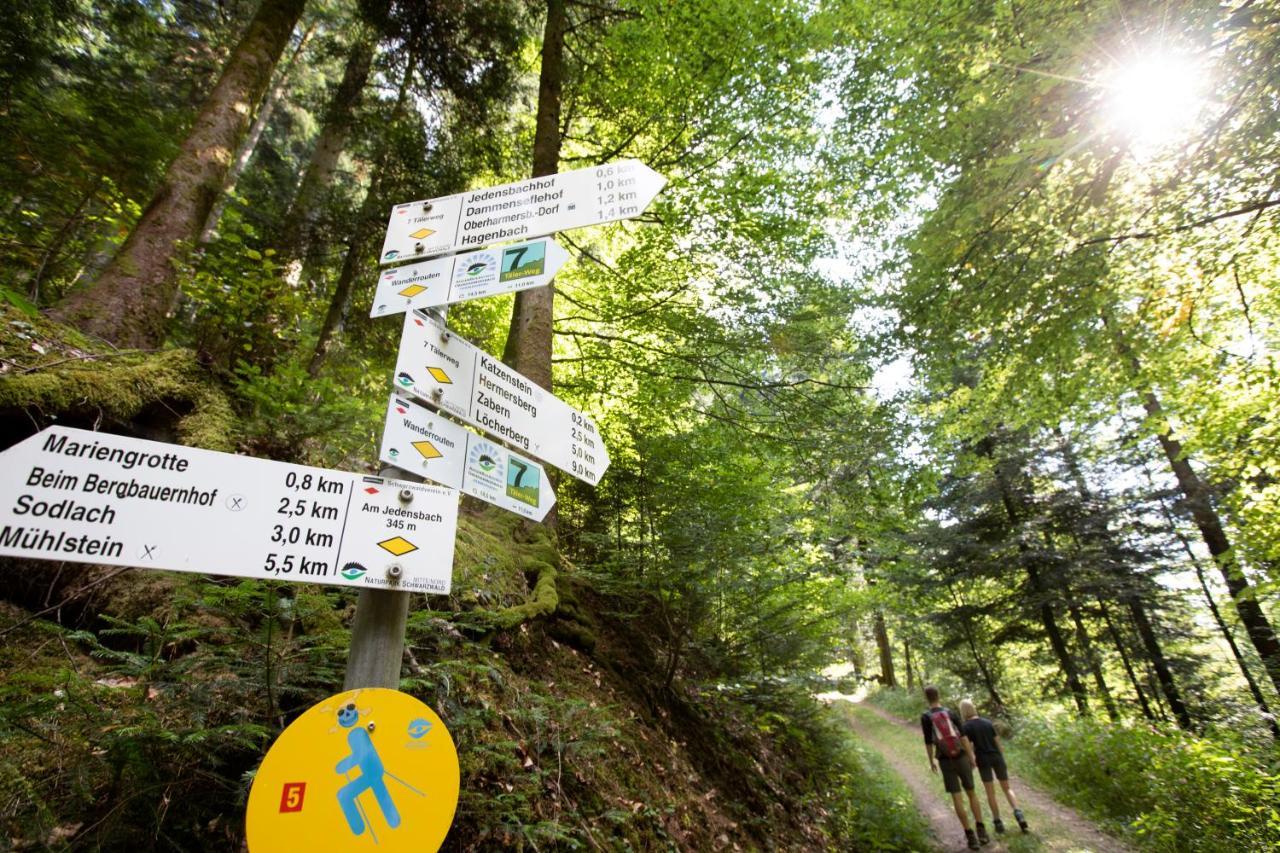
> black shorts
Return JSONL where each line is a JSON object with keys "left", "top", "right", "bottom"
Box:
{"left": 976, "top": 752, "right": 1008, "bottom": 782}
{"left": 938, "top": 755, "right": 974, "bottom": 793}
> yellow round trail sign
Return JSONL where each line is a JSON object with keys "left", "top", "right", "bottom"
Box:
{"left": 246, "top": 688, "right": 459, "bottom": 852}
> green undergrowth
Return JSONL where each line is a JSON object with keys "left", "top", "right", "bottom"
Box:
{"left": 1, "top": 562, "right": 914, "bottom": 850}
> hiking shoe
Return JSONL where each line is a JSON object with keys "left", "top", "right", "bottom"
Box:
{"left": 1014, "top": 809, "right": 1029, "bottom": 833}
{"left": 965, "top": 828, "right": 980, "bottom": 850}
{"left": 993, "top": 817, "right": 1005, "bottom": 834}
{"left": 976, "top": 822, "right": 990, "bottom": 845}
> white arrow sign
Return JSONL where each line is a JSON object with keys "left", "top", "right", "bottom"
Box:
{"left": 380, "top": 160, "right": 665, "bottom": 264}
{"left": 393, "top": 311, "right": 609, "bottom": 485}
{"left": 370, "top": 237, "right": 570, "bottom": 318}
{"left": 380, "top": 394, "right": 555, "bottom": 522}
{"left": 0, "top": 427, "right": 460, "bottom": 594}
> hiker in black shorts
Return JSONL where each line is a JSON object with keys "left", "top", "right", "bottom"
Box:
{"left": 959, "top": 699, "right": 1028, "bottom": 834}
{"left": 921, "top": 685, "right": 988, "bottom": 849}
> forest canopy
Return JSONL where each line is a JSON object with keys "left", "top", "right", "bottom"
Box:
{"left": 1, "top": 0, "right": 1278, "bottom": 850}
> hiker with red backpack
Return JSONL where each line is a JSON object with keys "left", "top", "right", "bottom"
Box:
{"left": 921, "top": 685, "right": 988, "bottom": 849}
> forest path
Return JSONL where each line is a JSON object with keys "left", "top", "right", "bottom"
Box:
{"left": 835, "top": 701, "right": 1132, "bottom": 853}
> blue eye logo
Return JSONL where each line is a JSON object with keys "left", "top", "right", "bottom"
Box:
{"left": 341, "top": 562, "right": 367, "bottom": 581}
{"left": 408, "top": 718, "right": 432, "bottom": 739}
{"left": 396, "top": 372, "right": 414, "bottom": 387}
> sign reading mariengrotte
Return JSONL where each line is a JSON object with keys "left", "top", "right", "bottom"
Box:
{"left": 0, "top": 427, "right": 460, "bottom": 593}
{"left": 379, "top": 160, "right": 665, "bottom": 264}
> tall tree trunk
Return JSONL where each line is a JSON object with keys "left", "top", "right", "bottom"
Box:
{"left": 944, "top": 580, "right": 1006, "bottom": 713}
{"left": 1104, "top": 313, "right": 1280, "bottom": 698}
{"left": 50, "top": 0, "right": 308, "bottom": 347}
{"left": 200, "top": 20, "right": 317, "bottom": 246}
{"left": 309, "top": 54, "right": 416, "bottom": 377}
{"left": 278, "top": 24, "right": 379, "bottom": 282}
{"left": 1158, "top": 499, "right": 1280, "bottom": 738}
{"left": 1098, "top": 597, "right": 1156, "bottom": 722}
{"left": 986, "top": 448, "right": 1090, "bottom": 715}
{"left": 872, "top": 610, "right": 896, "bottom": 687}
{"left": 501, "top": 0, "right": 565, "bottom": 390}
{"left": 904, "top": 639, "right": 915, "bottom": 692}
{"left": 1127, "top": 597, "right": 1194, "bottom": 729}
{"left": 1069, "top": 600, "right": 1119, "bottom": 721}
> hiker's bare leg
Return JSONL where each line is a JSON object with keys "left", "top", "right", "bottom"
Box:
{"left": 983, "top": 780, "right": 1001, "bottom": 820}
{"left": 966, "top": 787, "right": 983, "bottom": 825}
{"left": 951, "top": 792, "right": 971, "bottom": 830}
{"left": 1000, "top": 778, "right": 1020, "bottom": 811}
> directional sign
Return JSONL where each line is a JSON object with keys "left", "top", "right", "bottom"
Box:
{"left": 370, "top": 237, "right": 570, "bottom": 318}
{"left": 380, "top": 394, "right": 555, "bottom": 522}
{"left": 246, "top": 687, "right": 459, "bottom": 853}
{"left": 380, "top": 160, "right": 665, "bottom": 264}
{"left": 393, "top": 311, "right": 609, "bottom": 485}
{"left": 0, "top": 427, "right": 459, "bottom": 594}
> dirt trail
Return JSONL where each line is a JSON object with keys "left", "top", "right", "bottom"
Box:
{"left": 845, "top": 701, "right": 1132, "bottom": 853}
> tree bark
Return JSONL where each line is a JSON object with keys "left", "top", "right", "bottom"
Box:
{"left": 1104, "top": 313, "right": 1280, "bottom": 699}
{"left": 904, "top": 639, "right": 915, "bottom": 692}
{"left": 1158, "top": 499, "right": 1280, "bottom": 738}
{"left": 872, "top": 610, "right": 896, "bottom": 687}
{"left": 308, "top": 53, "right": 416, "bottom": 377}
{"left": 1127, "top": 597, "right": 1194, "bottom": 730}
{"left": 1069, "top": 600, "right": 1119, "bottom": 721}
{"left": 200, "top": 20, "right": 317, "bottom": 246}
{"left": 944, "top": 579, "right": 1006, "bottom": 713}
{"left": 278, "top": 24, "right": 378, "bottom": 282}
{"left": 986, "top": 448, "right": 1091, "bottom": 715}
{"left": 1098, "top": 597, "right": 1156, "bottom": 722}
{"left": 501, "top": 0, "right": 565, "bottom": 391}
{"left": 50, "top": 0, "right": 309, "bottom": 347}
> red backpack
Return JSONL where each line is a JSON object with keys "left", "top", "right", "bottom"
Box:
{"left": 929, "top": 708, "right": 963, "bottom": 759}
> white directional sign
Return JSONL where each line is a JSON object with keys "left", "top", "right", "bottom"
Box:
{"left": 0, "top": 427, "right": 460, "bottom": 594}
{"left": 370, "top": 237, "right": 570, "bottom": 318}
{"left": 380, "top": 394, "right": 555, "bottom": 522}
{"left": 392, "top": 311, "right": 609, "bottom": 485}
{"left": 380, "top": 160, "right": 665, "bottom": 264}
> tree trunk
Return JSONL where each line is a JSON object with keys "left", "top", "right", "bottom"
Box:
{"left": 872, "top": 610, "right": 896, "bottom": 687}
{"left": 1098, "top": 597, "right": 1156, "bottom": 722}
{"left": 50, "top": 0, "right": 308, "bottom": 348}
{"left": 278, "top": 24, "right": 378, "bottom": 281}
{"left": 904, "top": 639, "right": 915, "bottom": 692}
{"left": 200, "top": 20, "right": 317, "bottom": 245}
{"left": 1069, "top": 601, "right": 1119, "bottom": 721}
{"left": 986, "top": 449, "right": 1090, "bottom": 715}
{"left": 1104, "top": 313, "right": 1280, "bottom": 698}
{"left": 943, "top": 580, "right": 1006, "bottom": 713}
{"left": 1160, "top": 501, "right": 1280, "bottom": 738}
{"left": 1127, "top": 597, "right": 1194, "bottom": 730}
{"left": 309, "top": 54, "right": 416, "bottom": 377}
{"left": 501, "top": 0, "right": 565, "bottom": 390}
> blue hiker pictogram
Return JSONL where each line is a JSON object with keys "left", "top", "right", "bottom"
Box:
{"left": 333, "top": 702, "right": 426, "bottom": 842}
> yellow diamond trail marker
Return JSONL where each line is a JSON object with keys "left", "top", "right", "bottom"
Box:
{"left": 408, "top": 227, "right": 435, "bottom": 240}
{"left": 411, "top": 439, "right": 443, "bottom": 460}
{"left": 369, "top": 237, "right": 570, "bottom": 318}
{"left": 392, "top": 313, "right": 608, "bottom": 486}
{"left": 426, "top": 366, "right": 452, "bottom": 384}
{"left": 379, "top": 160, "right": 664, "bottom": 264}
{"left": 378, "top": 536, "right": 418, "bottom": 557}
{"left": 246, "top": 688, "right": 459, "bottom": 853}
{"left": 380, "top": 393, "right": 556, "bottom": 522}
{"left": 0, "top": 427, "right": 460, "bottom": 594}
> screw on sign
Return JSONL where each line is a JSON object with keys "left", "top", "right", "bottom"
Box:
{"left": 247, "top": 688, "right": 459, "bottom": 851}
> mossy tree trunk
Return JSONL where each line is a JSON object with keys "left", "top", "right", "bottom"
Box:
{"left": 50, "top": 0, "right": 308, "bottom": 348}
